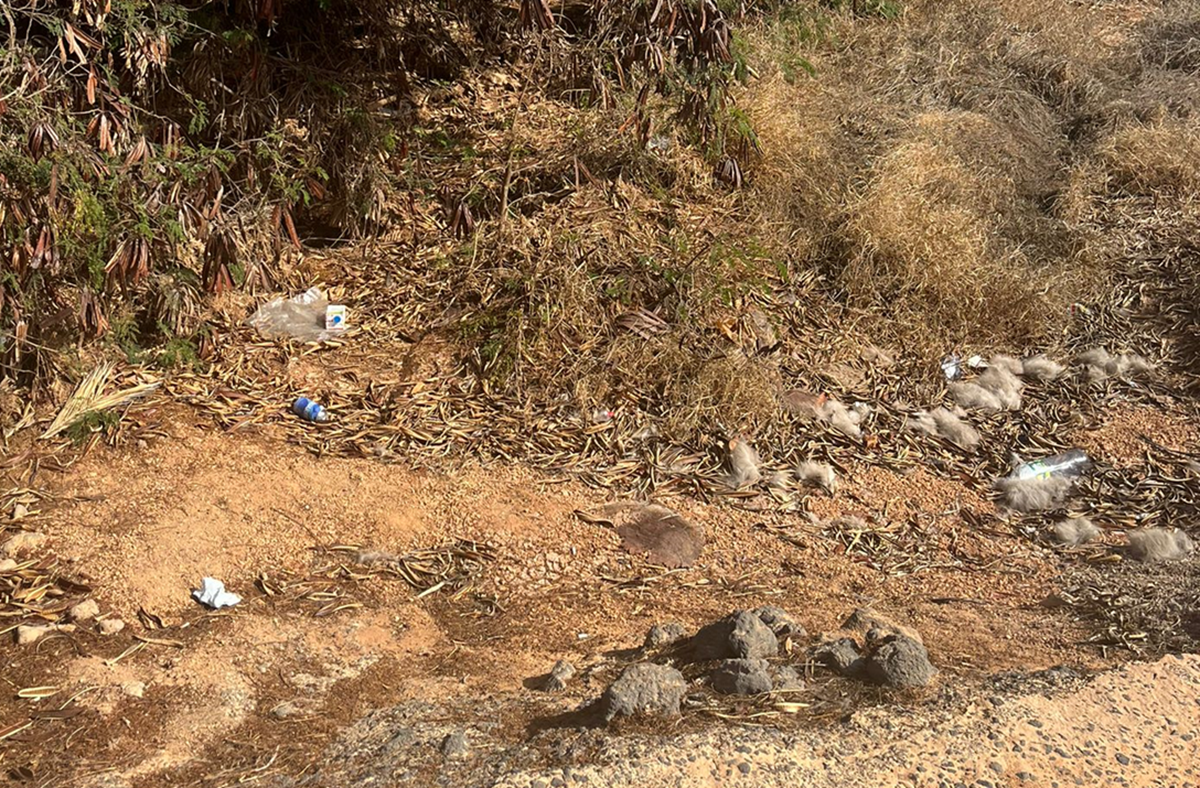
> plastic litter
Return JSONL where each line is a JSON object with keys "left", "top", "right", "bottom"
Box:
{"left": 292, "top": 397, "right": 331, "bottom": 423}
{"left": 248, "top": 287, "right": 347, "bottom": 342}
{"left": 1012, "top": 449, "right": 1090, "bottom": 481}
{"left": 192, "top": 577, "right": 241, "bottom": 609}
{"left": 940, "top": 354, "right": 963, "bottom": 380}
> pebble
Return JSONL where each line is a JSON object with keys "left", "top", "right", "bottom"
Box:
{"left": 69, "top": 598, "right": 101, "bottom": 621}
{"left": 738, "top": 763, "right": 751, "bottom": 775}
{"left": 989, "top": 762, "right": 1004, "bottom": 775}
{"left": 441, "top": 731, "right": 470, "bottom": 759}
{"left": 16, "top": 624, "right": 50, "bottom": 645}
{"left": 1115, "top": 753, "right": 1130, "bottom": 765}
{"left": 99, "top": 619, "right": 126, "bottom": 636}
{"left": 0, "top": 558, "right": 17, "bottom": 572}
{"left": 122, "top": 681, "right": 146, "bottom": 699}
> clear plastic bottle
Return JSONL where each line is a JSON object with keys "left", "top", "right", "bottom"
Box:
{"left": 292, "top": 397, "right": 330, "bottom": 423}
{"left": 1012, "top": 449, "right": 1089, "bottom": 481}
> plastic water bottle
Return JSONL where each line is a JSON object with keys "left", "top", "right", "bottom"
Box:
{"left": 1013, "top": 449, "right": 1089, "bottom": 481}
{"left": 292, "top": 397, "right": 330, "bottom": 423}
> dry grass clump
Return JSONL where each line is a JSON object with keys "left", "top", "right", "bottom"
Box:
{"left": 1100, "top": 120, "right": 1200, "bottom": 199}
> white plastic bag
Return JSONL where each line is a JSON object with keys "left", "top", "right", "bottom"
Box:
{"left": 248, "top": 287, "right": 347, "bottom": 342}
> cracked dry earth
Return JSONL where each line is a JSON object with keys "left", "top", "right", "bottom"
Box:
{"left": 2, "top": 403, "right": 1199, "bottom": 788}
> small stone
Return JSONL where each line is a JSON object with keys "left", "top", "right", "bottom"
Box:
{"left": 814, "top": 637, "right": 865, "bottom": 676}
{"left": 601, "top": 663, "right": 686, "bottom": 722}
{"left": 440, "top": 731, "right": 470, "bottom": 759}
{"left": 543, "top": 660, "right": 576, "bottom": 692}
{"left": 11, "top": 503, "right": 28, "bottom": 521}
{"left": 271, "top": 700, "right": 303, "bottom": 719}
{"left": 864, "top": 635, "right": 936, "bottom": 687}
{"left": 771, "top": 665, "right": 804, "bottom": 691}
{"left": 990, "top": 762, "right": 1005, "bottom": 774}
{"left": 0, "top": 558, "right": 17, "bottom": 572}
{"left": 69, "top": 599, "right": 101, "bottom": 621}
{"left": 711, "top": 659, "right": 773, "bottom": 696}
{"left": 121, "top": 681, "right": 146, "bottom": 699}
{"left": 16, "top": 625, "right": 50, "bottom": 645}
{"left": 842, "top": 607, "right": 923, "bottom": 644}
{"left": 1115, "top": 753, "right": 1130, "bottom": 766}
{"left": 737, "top": 763, "right": 751, "bottom": 775}
{"left": 98, "top": 619, "right": 126, "bottom": 636}
{"left": 751, "top": 605, "right": 805, "bottom": 638}
{"left": 1, "top": 531, "right": 48, "bottom": 557}
{"left": 692, "top": 610, "right": 778, "bottom": 661}
{"left": 644, "top": 622, "right": 688, "bottom": 650}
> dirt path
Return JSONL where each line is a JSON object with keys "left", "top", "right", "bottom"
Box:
{"left": 490, "top": 655, "right": 1200, "bottom": 788}
{"left": 1, "top": 403, "right": 1197, "bottom": 787}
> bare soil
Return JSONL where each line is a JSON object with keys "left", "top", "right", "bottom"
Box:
{"left": 4, "top": 394, "right": 1197, "bottom": 788}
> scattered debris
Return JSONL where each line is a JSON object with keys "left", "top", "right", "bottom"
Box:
{"left": 98, "top": 619, "right": 126, "bottom": 636}
{"left": 1052, "top": 518, "right": 1100, "bottom": 547}
{"left": 644, "top": 622, "right": 688, "bottom": 650}
{"left": 711, "top": 658, "right": 773, "bottom": 696}
{"left": 1077, "top": 348, "right": 1155, "bottom": 383}
{"left": 994, "top": 475, "right": 1073, "bottom": 513}
{"left": 191, "top": 577, "right": 242, "bottom": 609}
{"left": 1012, "top": 449, "right": 1090, "bottom": 481}
{"left": 940, "top": 354, "right": 963, "bottom": 381}
{"left": 601, "top": 663, "right": 686, "bottom": 722}
{"left": 745, "top": 307, "right": 779, "bottom": 352}
{"left": 905, "top": 406, "right": 981, "bottom": 450}
{"left": 1021, "top": 355, "right": 1064, "bottom": 382}
{"left": 40, "top": 362, "right": 160, "bottom": 440}
{"left": 989, "top": 354, "right": 1025, "bottom": 376}
{"left": 69, "top": 598, "right": 100, "bottom": 621}
{"left": 949, "top": 364, "right": 1023, "bottom": 412}
{"left": 1, "top": 531, "right": 48, "bottom": 557}
{"left": 767, "top": 470, "right": 793, "bottom": 490}
{"left": 795, "top": 461, "right": 837, "bottom": 494}
{"left": 248, "top": 287, "right": 348, "bottom": 342}
{"left": 864, "top": 634, "right": 936, "bottom": 687}
{"left": 542, "top": 660, "right": 576, "bottom": 692}
{"left": 1127, "top": 528, "right": 1195, "bottom": 562}
{"left": 349, "top": 540, "right": 496, "bottom": 595}
{"left": 692, "top": 609, "right": 780, "bottom": 661}
{"left": 292, "top": 396, "right": 332, "bottom": 423}
{"left": 723, "top": 437, "right": 761, "bottom": 489}
{"left": 816, "top": 398, "right": 863, "bottom": 440}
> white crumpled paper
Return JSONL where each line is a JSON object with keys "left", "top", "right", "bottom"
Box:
{"left": 192, "top": 577, "right": 242, "bottom": 609}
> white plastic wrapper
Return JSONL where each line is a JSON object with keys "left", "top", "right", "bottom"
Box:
{"left": 192, "top": 577, "right": 242, "bottom": 610}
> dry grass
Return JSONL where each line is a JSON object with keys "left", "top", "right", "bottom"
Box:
{"left": 1101, "top": 120, "right": 1200, "bottom": 198}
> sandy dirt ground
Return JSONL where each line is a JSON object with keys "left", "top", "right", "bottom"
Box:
{"left": 1, "top": 401, "right": 1197, "bottom": 788}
